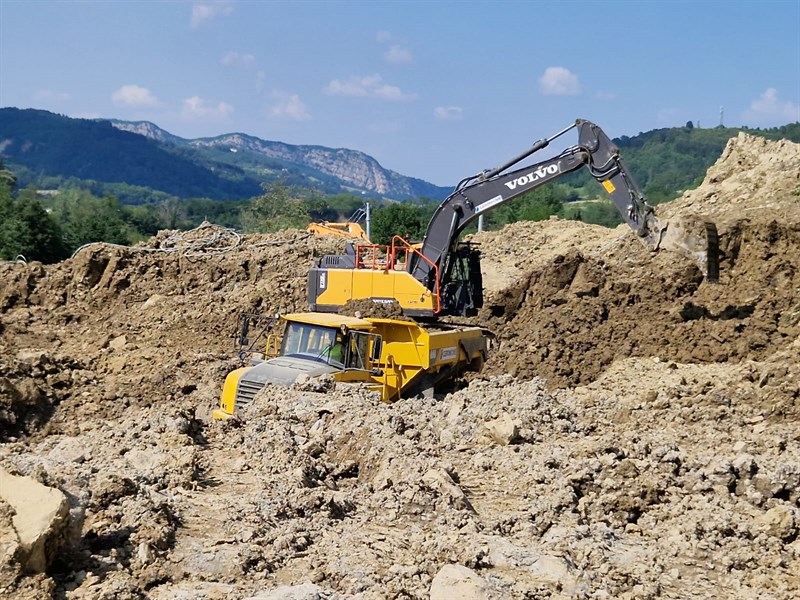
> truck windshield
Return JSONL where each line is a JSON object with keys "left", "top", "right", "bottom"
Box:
{"left": 280, "top": 322, "right": 344, "bottom": 366}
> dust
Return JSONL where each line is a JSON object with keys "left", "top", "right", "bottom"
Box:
{"left": 0, "top": 133, "right": 799, "bottom": 598}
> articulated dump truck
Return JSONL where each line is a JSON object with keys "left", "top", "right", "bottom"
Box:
{"left": 212, "top": 312, "right": 489, "bottom": 419}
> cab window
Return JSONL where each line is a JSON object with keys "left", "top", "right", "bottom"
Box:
{"left": 281, "top": 322, "right": 336, "bottom": 360}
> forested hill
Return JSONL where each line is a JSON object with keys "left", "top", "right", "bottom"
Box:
{"left": 0, "top": 108, "right": 262, "bottom": 201}
{"left": 612, "top": 122, "right": 800, "bottom": 203}
{"left": 0, "top": 108, "right": 451, "bottom": 203}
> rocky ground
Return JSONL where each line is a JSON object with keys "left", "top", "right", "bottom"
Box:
{"left": 0, "top": 133, "right": 798, "bottom": 599}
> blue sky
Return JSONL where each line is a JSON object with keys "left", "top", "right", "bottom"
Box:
{"left": 1, "top": 0, "right": 798, "bottom": 187}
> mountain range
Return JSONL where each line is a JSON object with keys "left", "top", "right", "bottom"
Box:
{"left": 2, "top": 107, "right": 798, "bottom": 207}
{"left": 0, "top": 108, "right": 451, "bottom": 203}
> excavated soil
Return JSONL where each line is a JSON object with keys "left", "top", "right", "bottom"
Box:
{"left": 0, "top": 133, "right": 799, "bottom": 599}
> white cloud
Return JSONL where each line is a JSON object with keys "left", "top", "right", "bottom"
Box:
{"left": 190, "top": 2, "right": 234, "bottom": 28}
{"left": 377, "top": 31, "right": 412, "bottom": 65}
{"left": 384, "top": 45, "right": 413, "bottom": 65}
{"left": 181, "top": 96, "right": 234, "bottom": 119}
{"left": 111, "top": 85, "right": 159, "bottom": 108}
{"left": 538, "top": 67, "right": 581, "bottom": 96}
{"left": 434, "top": 106, "right": 463, "bottom": 121}
{"left": 269, "top": 92, "right": 311, "bottom": 121}
{"left": 220, "top": 51, "right": 256, "bottom": 68}
{"left": 742, "top": 88, "right": 800, "bottom": 124}
{"left": 324, "top": 75, "right": 417, "bottom": 101}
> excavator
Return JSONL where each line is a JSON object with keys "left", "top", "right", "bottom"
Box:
{"left": 306, "top": 221, "right": 370, "bottom": 242}
{"left": 308, "top": 119, "right": 719, "bottom": 318}
{"left": 213, "top": 119, "right": 720, "bottom": 418}
{"left": 306, "top": 203, "right": 371, "bottom": 242}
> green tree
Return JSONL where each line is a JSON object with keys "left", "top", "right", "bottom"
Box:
{"left": 561, "top": 199, "right": 623, "bottom": 228}
{"left": 123, "top": 204, "right": 163, "bottom": 240}
{"left": 242, "top": 179, "right": 309, "bottom": 232}
{"left": 0, "top": 157, "right": 17, "bottom": 190}
{"left": 158, "top": 196, "right": 186, "bottom": 229}
{"left": 182, "top": 198, "right": 247, "bottom": 229}
{"left": 484, "top": 185, "right": 566, "bottom": 229}
{"left": 370, "top": 203, "right": 425, "bottom": 245}
{"left": 49, "top": 189, "right": 132, "bottom": 249}
{"left": 0, "top": 186, "right": 67, "bottom": 262}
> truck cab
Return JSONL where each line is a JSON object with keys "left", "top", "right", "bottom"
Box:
{"left": 213, "top": 313, "right": 380, "bottom": 419}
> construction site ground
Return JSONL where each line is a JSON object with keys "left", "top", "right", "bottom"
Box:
{"left": 1, "top": 132, "right": 799, "bottom": 599}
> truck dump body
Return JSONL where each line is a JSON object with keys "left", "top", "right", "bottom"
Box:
{"left": 366, "top": 319, "right": 488, "bottom": 400}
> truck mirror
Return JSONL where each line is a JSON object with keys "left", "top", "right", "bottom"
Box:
{"left": 371, "top": 337, "right": 383, "bottom": 362}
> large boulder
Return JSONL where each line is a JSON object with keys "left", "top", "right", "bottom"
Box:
{"left": 0, "top": 469, "right": 69, "bottom": 573}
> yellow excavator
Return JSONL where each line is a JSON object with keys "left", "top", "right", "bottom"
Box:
{"left": 307, "top": 119, "right": 719, "bottom": 317}
{"left": 306, "top": 221, "right": 370, "bottom": 242}
{"left": 214, "top": 119, "right": 720, "bottom": 418}
{"left": 306, "top": 204, "right": 371, "bottom": 242}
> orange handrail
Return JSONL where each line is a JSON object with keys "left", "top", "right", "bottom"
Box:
{"left": 352, "top": 236, "right": 441, "bottom": 314}
{"left": 354, "top": 243, "right": 388, "bottom": 270}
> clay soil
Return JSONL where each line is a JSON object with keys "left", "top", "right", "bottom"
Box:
{"left": 1, "top": 133, "right": 799, "bottom": 599}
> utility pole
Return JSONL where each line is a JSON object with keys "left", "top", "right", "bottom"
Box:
{"left": 365, "top": 202, "right": 371, "bottom": 241}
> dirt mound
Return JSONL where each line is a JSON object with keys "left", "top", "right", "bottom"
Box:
{"left": 0, "top": 228, "right": 341, "bottom": 436}
{"left": 0, "top": 133, "right": 798, "bottom": 598}
{"left": 660, "top": 132, "right": 800, "bottom": 222}
{"left": 339, "top": 298, "right": 411, "bottom": 321}
{"left": 475, "top": 133, "right": 800, "bottom": 388}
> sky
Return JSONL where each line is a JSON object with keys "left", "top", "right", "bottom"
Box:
{"left": 1, "top": 0, "right": 799, "bottom": 187}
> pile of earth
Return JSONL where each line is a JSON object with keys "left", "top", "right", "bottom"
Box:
{"left": 470, "top": 132, "right": 800, "bottom": 388}
{"left": 0, "top": 132, "right": 798, "bottom": 599}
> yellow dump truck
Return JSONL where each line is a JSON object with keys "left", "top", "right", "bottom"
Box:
{"left": 212, "top": 312, "right": 489, "bottom": 419}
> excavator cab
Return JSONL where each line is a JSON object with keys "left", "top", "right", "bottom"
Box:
{"left": 439, "top": 243, "right": 483, "bottom": 317}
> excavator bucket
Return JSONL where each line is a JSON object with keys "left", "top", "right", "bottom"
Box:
{"left": 651, "top": 216, "right": 720, "bottom": 283}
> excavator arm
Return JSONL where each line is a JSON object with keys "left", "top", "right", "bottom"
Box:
{"left": 411, "top": 120, "right": 665, "bottom": 285}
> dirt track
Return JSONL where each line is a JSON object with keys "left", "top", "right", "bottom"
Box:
{"left": 1, "top": 133, "right": 799, "bottom": 598}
